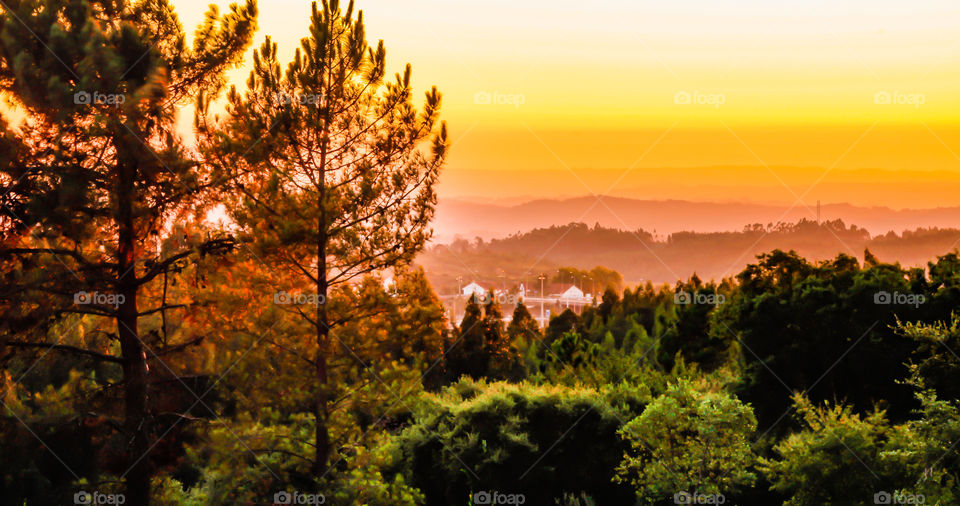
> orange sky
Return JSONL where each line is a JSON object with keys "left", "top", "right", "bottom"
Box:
{"left": 163, "top": 1, "right": 960, "bottom": 207}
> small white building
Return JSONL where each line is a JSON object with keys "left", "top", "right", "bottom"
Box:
{"left": 560, "top": 285, "right": 586, "bottom": 301}
{"left": 462, "top": 282, "right": 486, "bottom": 298}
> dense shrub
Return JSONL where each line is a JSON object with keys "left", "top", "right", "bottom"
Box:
{"left": 395, "top": 379, "right": 651, "bottom": 505}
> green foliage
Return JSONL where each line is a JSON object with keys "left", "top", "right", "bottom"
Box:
{"left": 152, "top": 412, "right": 422, "bottom": 506}
{"left": 884, "top": 390, "right": 960, "bottom": 504}
{"left": 616, "top": 380, "right": 757, "bottom": 502}
{"left": 0, "top": 369, "right": 114, "bottom": 504}
{"left": 543, "top": 330, "right": 601, "bottom": 370}
{"left": 445, "top": 295, "right": 488, "bottom": 380}
{"left": 762, "top": 395, "right": 893, "bottom": 505}
{"left": 763, "top": 388, "right": 960, "bottom": 505}
{"left": 324, "top": 432, "right": 425, "bottom": 506}
{"left": 658, "top": 276, "right": 735, "bottom": 371}
{"left": 203, "top": 266, "right": 444, "bottom": 451}
{"left": 395, "top": 379, "right": 649, "bottom": 505}
{"left": 898, "top": 314, "right": 960, "bottom": 400}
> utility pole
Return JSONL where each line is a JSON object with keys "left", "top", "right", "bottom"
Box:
{"left": 455, "top": 275, "right": 463, "bottom": 323}
{"left": 538, "top": 273, "right": 546, "bottom": 328}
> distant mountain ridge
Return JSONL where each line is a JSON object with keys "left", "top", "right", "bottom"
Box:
{"left": 432, "top": 196, "right": 960, "bottom": 243}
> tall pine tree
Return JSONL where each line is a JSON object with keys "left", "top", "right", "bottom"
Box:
{"left": 0, "top": 1, "right": 257, "bottom": 502}
{"left": 199, "top": 0, "right": 447, "bottom": 476}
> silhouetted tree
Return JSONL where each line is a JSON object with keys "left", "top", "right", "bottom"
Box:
{"left": 508, "top": 301, "right": 541, "bottom": 344}
{"left": 445, "top": 295, "right": 486, "bottom": 380}
{"left": 484, "top": 296, "right": 524, "bottom": 380}
{"left": 545, "top": 308, "right": 583, "bottom": 345}
{"left": 598, "top": 288, "right": 620, "bottom": 322}
{"left": 0, "top": 1, "right": 256, "bottom": 502}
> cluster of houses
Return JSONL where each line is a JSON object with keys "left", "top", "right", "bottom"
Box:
{"left": 447, "top": 280, "right": 595, "bottom": 326}
{"left": 385, "top": 275, "right": 598, "bottom": 326}
{"left": 459, "top": 281, "right": 594, "bottom": 305}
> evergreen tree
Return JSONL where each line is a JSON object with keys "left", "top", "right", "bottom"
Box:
{"left": 445, "top": 294, "right": 487, "bottom": 380}
{"left": 483, "top": 294, "right": 523, "bottom": 380}
{"left": 507, "top": 301, "right": 540, "bottom": 344}
{"left": 0, "top": 1, "right": 257, "bottom": 502}
{"left": 200, "top": 0, "right": 447, "bottom": 475}
{"left": 659, "top": 276, "right": 731, "bottom": 371}
{"left": 598, "top": 287, "right": 620, "bottom": 321}
{"left": 545, "top": 308, "right": 583, "bottom": 344}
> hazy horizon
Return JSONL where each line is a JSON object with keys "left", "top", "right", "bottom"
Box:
{"left": 437, "top": 165, "right": 960, "bottom": 209}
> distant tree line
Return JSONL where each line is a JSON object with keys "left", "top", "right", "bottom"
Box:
{"left": 419, "top": 220, "right": 960, "bottom": 286}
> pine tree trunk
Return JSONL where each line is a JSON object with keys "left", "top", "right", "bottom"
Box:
{"left": 119, "top": 288, "right": 150, "bottom": 504}
{"left": 117, "top": 157, "right": 151, "bottom": 505}
{"left": 313, "top": 334, "right": 330, "bottom": 477}
{"left": 313, "top": 224, "right": 331, "bottom": 477}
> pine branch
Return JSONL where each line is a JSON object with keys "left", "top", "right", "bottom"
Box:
{"left": 138, "top": 237, "right": 235, "bottom": 285}
{"left": 3, "top": 341, "right": 123, "bottom": 364}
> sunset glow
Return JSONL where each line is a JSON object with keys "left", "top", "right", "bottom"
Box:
{"left": 171, "top": 0, "right": 960, "bottom": 207}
